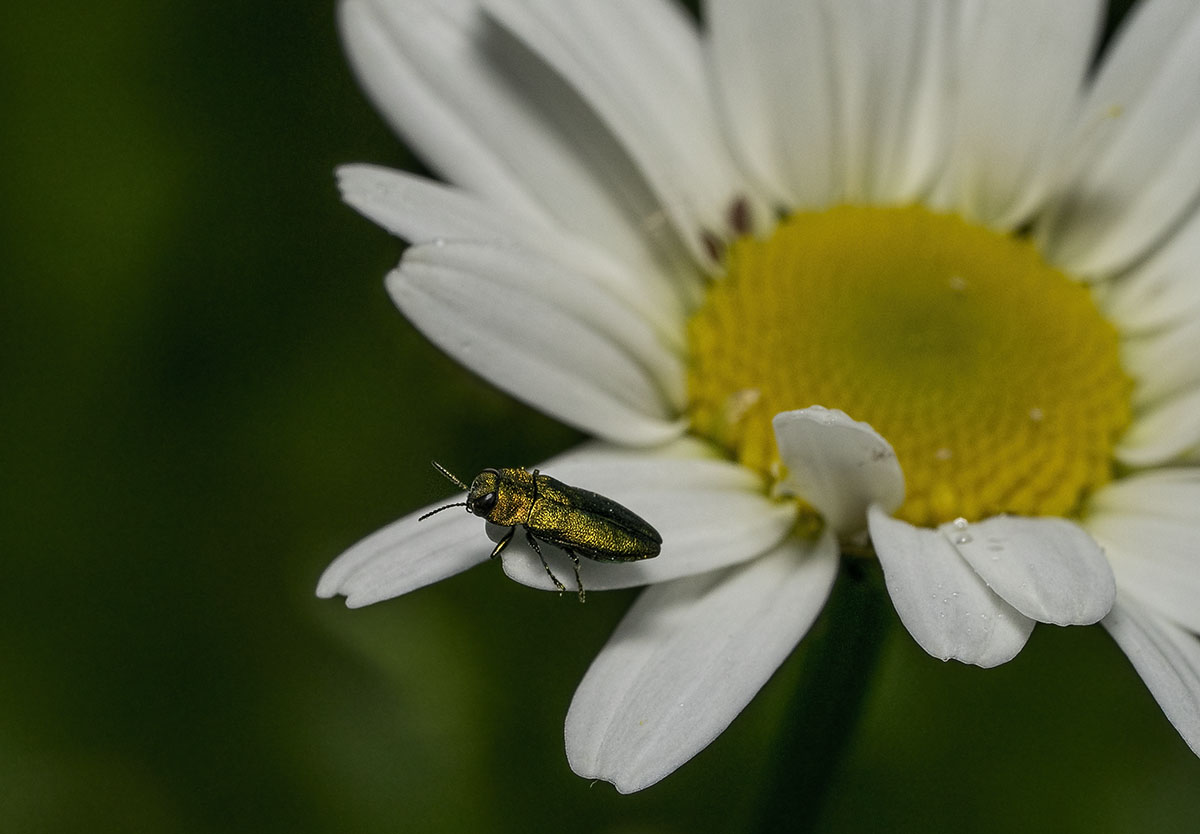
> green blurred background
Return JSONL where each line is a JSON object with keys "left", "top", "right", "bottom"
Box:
{"left": 3, "top": 0, "right": 1198, "bottom": 832}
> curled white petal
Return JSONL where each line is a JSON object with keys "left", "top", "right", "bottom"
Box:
{"left": 869, "top": 506, "right": 1034, "bottom": 668}
{"left": 773, "top": 407, "right": 905, "bottom": 536}
{"left": 317, "top": 502, "right": 487, "bottom": 608}
{"left": 500, "top": 451, "right": 795, "bottom": 591}
{"left": 1102, "top": 593, "right": 1200, "bottom": 757}
{"left": 565, "top": 531, "right": 839, "bottom": 793}
{"left": 943, "top": 515, "right": 1114, "bottom": 626}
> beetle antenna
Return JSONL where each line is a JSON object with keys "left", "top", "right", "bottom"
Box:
{"left": 418, "top": 502, "right": 468, "bottom": 521}
{"left": 430, "top": 460, "right": 470, "bottom": 491}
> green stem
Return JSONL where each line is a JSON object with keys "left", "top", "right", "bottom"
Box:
{"left": 754, "top": 557, "right": 893, "bottom": 834}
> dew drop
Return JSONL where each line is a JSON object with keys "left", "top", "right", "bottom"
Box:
{"left": 1028, "top": 406, "right": 1044, "bottom": 422}
{"left": 948, "top": 275, "right": 968, "bottom": 292}
{"left": 955, "top": 534, "right": 973, "bottom": 544}
{"left": 935, "top": 447, "right": 953, "bottom": 461}
{"left": 952, "top": 517, "right": 969, "bottom": 530}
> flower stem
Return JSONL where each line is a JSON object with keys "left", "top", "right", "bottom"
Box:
{"left": 753, "top": 556, "right": 893, "bottom": 833}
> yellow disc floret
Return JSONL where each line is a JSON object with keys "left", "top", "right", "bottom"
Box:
{"left": 688, "top": 205, "right": 1132, "bottom": 527}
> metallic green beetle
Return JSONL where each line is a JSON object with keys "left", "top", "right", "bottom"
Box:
{"left": 419, "top": 462, "right": 661, "bottom": 602}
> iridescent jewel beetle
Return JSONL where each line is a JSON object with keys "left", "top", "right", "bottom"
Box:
{"left": 419, "top": 462, "right": 662, "bottom": 602}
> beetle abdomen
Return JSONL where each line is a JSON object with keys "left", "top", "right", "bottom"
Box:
{"left": 528, "top": 476, "right": 660, "bottom": 562}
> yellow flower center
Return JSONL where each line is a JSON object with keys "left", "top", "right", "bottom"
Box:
{"left": 687, "top": 205, "right": 1132, "bottom": 527}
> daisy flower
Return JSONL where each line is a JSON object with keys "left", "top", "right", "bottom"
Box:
{"left": 318, "top": 0, "right": 1200, "bottom": 794}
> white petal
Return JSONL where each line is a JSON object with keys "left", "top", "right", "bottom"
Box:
{"left": 705, "top": 0, "right": 839, "bottom": 207}
{"left": 338, "top": 163, "right": 552, "bottom": 248}
{"left": 483, "top": 0, "right": 765, "bottom": 263}
{"left": 937, "top": 0, "right": 1102, "bottom": 227}
{"left": 389, "top": 241, "right": 687, "bottom": 445}
{"left": 944, "top": 515, "right": 1115, "bottom": 626}
{"left": 317, "top": 501, "right": 487, "bottom": 608}
{"left": 1122, "top": 315, "right": 1200, "bottom": 407}
{"left": 1116, "top": 386, "right": 1200, "bottom": 468}
{"left": 565, "top": 531, "right": 839, "bottom": 793}
{"left": 338, "top": 0, "right": 693, "bottom": 285}
{"left": 1092, "top": 520, "right": 1200, "bottom": 636}
{"left": 1103, "top": 206, "right": 1200, "bottom": 333}
{"left": 1038, "top": 3, "right": 1200, "bottom": 275}
{"left": 735, "top": 0, "right": 957, "bottom": 206}
{"left": 1086, "top": 469, "right": 1200, "bottom": 633}
{"left": 1088, "top": 467, "right": 1200, "bottom": 518}
{"left": 1102, "top": 593, "right": 1200, "bottom": 758}
{"left": 772, "top": 407, "right": 905, "bottom": 536}
{"left": 337, "top": 164, "right": 687, "bottom": 335}
{"left": 500, "top": 451, "right": 796, "bottom": 592}
{"left": 869, "top": 506, "right": 1034, "bottom": 667}
{"left": 848, "top": 0, "right": 955, "bottom": 203}
{"left": 543, "top": 433, "right": 719, "bottom": 467}
{"left": 340, "top": 0, "right": 543, "bottom": 219}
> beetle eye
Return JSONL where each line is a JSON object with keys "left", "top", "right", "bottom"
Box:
{"left": 471, "top": 491, "right": 497, "bottom": 515}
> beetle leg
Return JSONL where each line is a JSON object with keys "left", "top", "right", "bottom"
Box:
{"left": 524, "top": 529, "right": 566, "bottom": 595}
{"left": 564, "top": 549, "right": 585, "bottom": 604}
{"left": 490, "top": 527, "right": 515, "bottom": 559}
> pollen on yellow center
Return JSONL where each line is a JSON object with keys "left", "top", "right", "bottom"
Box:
{"left": 687, "top": 205, "right": 1132, "bottom": 527}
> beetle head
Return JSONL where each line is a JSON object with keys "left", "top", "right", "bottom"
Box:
{"left": 465, "top": 469, "right": 501, "bottom": 517}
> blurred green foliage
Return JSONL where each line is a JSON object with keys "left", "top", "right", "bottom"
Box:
{"left": 2, "top": 0, "right": 1196, "bottom": 832}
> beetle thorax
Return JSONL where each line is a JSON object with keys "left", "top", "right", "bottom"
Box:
{"left": 468, "top": 467, "right": 535, "bottom": 527}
